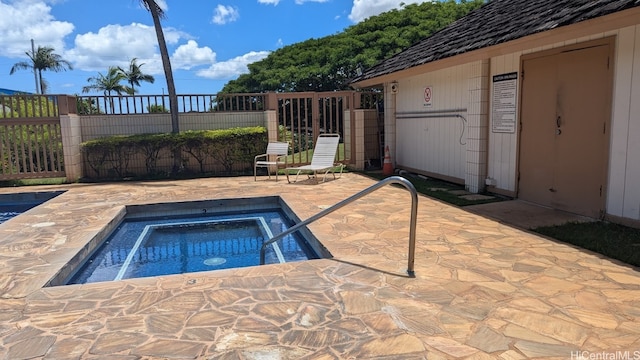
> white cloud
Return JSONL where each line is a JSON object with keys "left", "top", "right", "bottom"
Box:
{"left": 349, "top": 0, "right": 428, "bottom": 23}
{"left": 0, "top": 0, "right": 260, "bottom": 85}
{"left": 0, "top": 0, "right": 74, "bottom": 58}
{"left": 196, "top": 51, "right": 270, "bottom": 80}
{"left": 154, "top": 0, "right": 168, "bottom": 11}
{"left": 172, "top": 40, "right": 216, "bottom": 70}
{"left": 66, "top": 23, "right": 159, "bottom": 71}
{"left": 65, "top": 22, "right": 193, "bottom": 74}
{"left": 212, "top": 5, "right": 240, "bottom": 25}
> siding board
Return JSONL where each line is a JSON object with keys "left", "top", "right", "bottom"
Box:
{"left": 396, "top": 64, "right": 470, "bottom": 181}
{"left": 622, "top": 25, "right": 640, "bottom": 219}
{"left": 608, "top": 26, "right": 636, "bottom": 217}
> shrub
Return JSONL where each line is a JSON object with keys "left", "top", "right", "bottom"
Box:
{"left": 81, "top": 127, "right": 267, "bottom": 180}
{"left": 148, "top": 104, "right": 169, "bottom": 113}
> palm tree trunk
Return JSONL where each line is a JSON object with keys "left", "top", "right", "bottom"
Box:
{"left": 148, "top": 5, "right": 179, "bottom": 134}
{"left": 38, "top": 70, "right": 45, "bottom": 94}
{"left": 147, "top": 1, "right": 181, "bottom": 173}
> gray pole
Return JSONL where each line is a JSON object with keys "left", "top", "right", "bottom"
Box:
{"left": 31, "top": 39, "right": 39, "bottom": 94}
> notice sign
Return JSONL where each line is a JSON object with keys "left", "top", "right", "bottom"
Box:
{"left": 492, "top": 72, "right": 517, "bottom": 133}
{"left": 423, "top": 86, "right": 433, "bottom": 107}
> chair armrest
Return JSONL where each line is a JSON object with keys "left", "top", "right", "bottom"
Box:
{"left": 275, "top": 154, "right": 288, "bottom": 165}
{"left": 254, "top": 153, "right": 268, "bottom": 161}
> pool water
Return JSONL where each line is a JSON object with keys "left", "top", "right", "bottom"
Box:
{"left": 0, "top": 191, "right": 65, "bottom": 224}
{"left": 0, "top": 207, "right": 26, "bottom": 223}
{"left": 66, "top": 209, "right": 321, "bottom": 284}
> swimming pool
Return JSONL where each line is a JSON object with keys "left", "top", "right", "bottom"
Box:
{"left": 54, "top": 196, "right": 330, "bottom": 285}
{"left": 0, "top": 191, "right": 65, "bottom": 224}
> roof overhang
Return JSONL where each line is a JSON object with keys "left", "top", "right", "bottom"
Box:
{"left": 351, "top": 6, "right": 640, "bottom": 89}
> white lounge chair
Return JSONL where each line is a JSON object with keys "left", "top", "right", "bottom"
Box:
{"left": 286, "top": 134, "right": 343, "bottom": 183}
{"left": 254, "top": 142, "right": 289, "bottom": 181}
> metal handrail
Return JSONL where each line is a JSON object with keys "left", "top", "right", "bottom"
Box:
{"left": 260, "top": 176, "right": 419, "bottom": 277}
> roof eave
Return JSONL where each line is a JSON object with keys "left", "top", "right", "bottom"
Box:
{"left": 351, "top": 5, "right": 640, "bottom": 88}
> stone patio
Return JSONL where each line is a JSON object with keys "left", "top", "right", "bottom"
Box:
{"left": 0, "top": 174, "right": 638, "bottom": 359}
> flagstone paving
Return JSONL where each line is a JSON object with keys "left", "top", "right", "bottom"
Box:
{"left": 0, "top": 174, "right": 638, "bottom": 359}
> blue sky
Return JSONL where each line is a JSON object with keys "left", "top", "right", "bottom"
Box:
{"left": 0, "top": 0, "right": 425, "bottom": 95}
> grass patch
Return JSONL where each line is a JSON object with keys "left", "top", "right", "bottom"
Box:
{"left": 362, "top": 171, "right": 504, "bottom": 206}
{"left": 534, "top": 222, "right": 640, "bottom": 267}
{"left": 0, "top": 177, "right": 68, "bottom": 187}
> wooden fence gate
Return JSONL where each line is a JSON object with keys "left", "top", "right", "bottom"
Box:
{"left": 0, "top": 95, "right": 65, "bottom": 181}
{"left": 275, "top": 91, "right": 356, "bottom": 167}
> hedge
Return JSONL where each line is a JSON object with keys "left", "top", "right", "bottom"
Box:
{"left": 81, "top": 127, "right": 268, "bottom": 180}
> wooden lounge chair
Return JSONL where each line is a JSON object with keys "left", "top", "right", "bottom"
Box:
{"left": 254, "top": 142, "right": 289, "bottom": 181}
{"left": 286, "top": 134, "right": 343, "bottom": 183}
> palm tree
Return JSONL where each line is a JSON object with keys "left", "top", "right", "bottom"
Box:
{"left": 10, "top": 45, "right": 73, "bottom": 94}
{"left": 118, "top": 58, "right": 155, "bottom": 94}
{"left": 82, "top": 67, "right": 133, "bottom": 113}
{"left": 82, "top": 67, "right": 132, "bottom": 96}
{"left": 139, "top": 0, "right": 179, "bottom": 134}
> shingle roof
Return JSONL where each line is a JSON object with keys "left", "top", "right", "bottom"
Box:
{"left": 352, "top": 0, "right": 640, "bottom": 83}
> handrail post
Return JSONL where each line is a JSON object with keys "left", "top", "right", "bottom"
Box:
{"left": 260, "top": 176, "right": 418, "bottom": 277}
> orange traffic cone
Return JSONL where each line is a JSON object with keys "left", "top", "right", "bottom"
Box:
{"left": 382, "top": 145, "right": 393, "bottom": 175}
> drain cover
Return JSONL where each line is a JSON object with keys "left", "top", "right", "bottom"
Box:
{"left": 203, "top": 257, "right": 226, "bottom": 266}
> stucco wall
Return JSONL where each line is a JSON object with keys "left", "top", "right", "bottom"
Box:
{"left": 80, "top": 112, "right": 265, "bottom": 141}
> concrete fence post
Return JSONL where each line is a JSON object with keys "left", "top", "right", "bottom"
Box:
{"left": 59, "top": 96, "right": 83, "bottom": 181}
{"left": 264, "top": 110, "right": 278, "bottom": 142}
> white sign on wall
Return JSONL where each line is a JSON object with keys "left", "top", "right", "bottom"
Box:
{"left": 423, "top": 86, "right": 433, "bottom": 108}
{"left": 491, "top": 72, "right": 517, "bottom": 133}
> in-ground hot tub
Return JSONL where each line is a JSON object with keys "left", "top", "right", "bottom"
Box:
{"left": 48, "top": 196, "right": 331, "bottom": 286}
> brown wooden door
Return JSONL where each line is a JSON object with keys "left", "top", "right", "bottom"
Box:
{"left": 518, "top": 41, "right": 612, "bottom": 218}
{"left": 518, "top": 54, "right": 557, "bottom": 208}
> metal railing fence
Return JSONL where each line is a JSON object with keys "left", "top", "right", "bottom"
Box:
{"left": 0, "top": 91, "right": 382, "bottom": 180}
{"left": 75, "top": 93, "right": 270, "bottom": 115}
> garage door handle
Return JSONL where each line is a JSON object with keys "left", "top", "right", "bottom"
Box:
{"left": 556, "top": 115, "right": 561, "bottom": 128}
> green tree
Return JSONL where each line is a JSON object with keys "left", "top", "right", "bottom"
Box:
{"left": 118, "top": 57, "right": 155, "bottom": 94}
{"left": 9, "top": 45, "right": 73, "bottom": 94}
{"left": 82, "top": 67, "right": 133, "bottom": 113}
{"left": 221, "top": 0, "right": 484, "bottom": 93}
{"left": 82, "top": 66, "right": 132, "bottom": 96}
{"left": 76, "top": 97, "right": 102, "bottom": 115}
